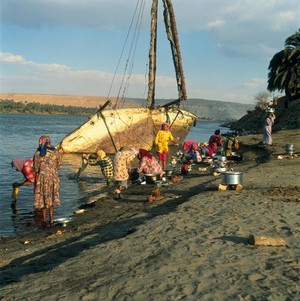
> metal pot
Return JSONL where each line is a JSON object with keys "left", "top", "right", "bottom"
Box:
{"left": 145, "top": 174, "right": 161, "bottom": 184}
{"left": 266, "top": 107, "right": 275, "bottom": 113}
{"left": 221, "top": 171, "right": 243, "bottom": 185}
{"left": 285, "top": 144, "right": 294, "bottom": 155}
{"left": 285, "top": 144, "right": 294, "bottom": 151}
{"left": 164, "top": 169, "right": 174, "bottom": 177}
{"left": 214, "top": 155, "right": 226, "bottom": 162}
{"left": 216, "top": 147, "right": 224, "bottom": 154}
{"left": 214, "top": 167, "right": 227, "bottom": 173}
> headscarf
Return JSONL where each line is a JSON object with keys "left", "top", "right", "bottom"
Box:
{"left": 161, "top": 122, "right": 170, "bottom": 130}
{"left": 138, "top": 149, "right": 152, "bottom": 160}
{"left": 130, "top": 147, "right": 139, "bottom": 156}
{"left": 37, "top": 135, "right": 55, "bottom": 157}
{"left": 97, "top": 149, "right": 106, "bottom": 159}
{"left": 11, "top": 158, "right": 25, "bottom": 171}
{"left": 39, "top": 135, "right": 51, "bottom": 145}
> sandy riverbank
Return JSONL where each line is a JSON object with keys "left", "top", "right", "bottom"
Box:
{"left": 0, "top": 129, "right": 299, "bottom": 300}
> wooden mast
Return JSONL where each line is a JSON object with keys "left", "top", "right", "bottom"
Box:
{"left": 162, "top": 0, "right": 187, "bottom": 101}
{"left": 146, "top": 0, "right": 187, "bottom": 110}
{"left": 146, "top": 0, "right": 158, "bottom": 110}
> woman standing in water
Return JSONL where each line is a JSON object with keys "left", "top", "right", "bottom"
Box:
{"left": 33, "top": 135, "right": 62, "bottom": 227}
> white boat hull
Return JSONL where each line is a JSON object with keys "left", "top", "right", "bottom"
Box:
{"left": 57, "top": 107, "right": 197, "bottom": 154}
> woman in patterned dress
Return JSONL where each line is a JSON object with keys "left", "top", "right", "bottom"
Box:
{"left": 137, "top": 149, "right": 164, "bottom": 177}
{"left": 33, "top": 135, "right": 62, "bottom": 226}
{"left": 113, "top": 148, "right": 138, "bottom": 199}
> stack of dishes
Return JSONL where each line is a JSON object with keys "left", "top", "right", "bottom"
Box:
{"left": 285, "top": 144, "right": 294, "bottom": 156}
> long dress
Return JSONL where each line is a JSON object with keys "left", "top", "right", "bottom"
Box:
{"left": 33, "top": 149, "right": 62, "bottom": 209}
{"left": 208, "top": 134, "right": 223, "bottom": 152}
{"left": 155, "top": 130, "right": 174, "bottom": 153}
{"left": 262, "top": 116, "right": 275, "bottom": 145}
{"left": 113, "top": 150, "right": 136, "bottom": 182}
{"left": 137, "top": 156, "right": 164, "bottom": 176}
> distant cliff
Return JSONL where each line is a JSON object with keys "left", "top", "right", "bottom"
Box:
{"left": 227, "top": 97, "right": 300, "bottom": 133}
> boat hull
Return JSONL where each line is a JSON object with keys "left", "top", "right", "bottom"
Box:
{"left": 151, "top": 107, "right": 197, "bottom": 144}
{"left": 57, "top": 107, "right": 197, "bottom": 154}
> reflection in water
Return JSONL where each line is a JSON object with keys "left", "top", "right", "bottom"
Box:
{"left": 0, "top": 114, "right": 226, "bottom": 237}
{"left": 4, "top": 153, "right": 108, "bottom": 237}
{"left": 10, "top": 202, "right": 41, "bottom": 234}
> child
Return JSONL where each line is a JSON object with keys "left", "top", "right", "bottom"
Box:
{"left": 96, "top": 150, "right": 114, "bottom": 186}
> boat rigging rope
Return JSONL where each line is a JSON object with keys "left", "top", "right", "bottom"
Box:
{"left": 114, "top": 109, "right": 153, "bottom": 148}
{"left": 106, "top": 0, "right": 146, "bottom": 109}
{"left": 119, "top": 1, "right": 145, "bottom": 106}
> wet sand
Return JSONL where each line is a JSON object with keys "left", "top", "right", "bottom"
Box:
{"left": 0, "top": 129, "right": 299, "bottom": 301}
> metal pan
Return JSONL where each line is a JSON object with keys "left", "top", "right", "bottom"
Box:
{"left": 221, "top": 171, "right": 243, "bottom": 185}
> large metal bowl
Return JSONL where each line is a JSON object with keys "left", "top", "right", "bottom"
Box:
{"left": 214, "top": 167, "right": 227, "bottom": 173}
{"left": 145, "top": 174, "right": 161, "bottom": 184}
{"left": 221, "top": 171, "right": 243, "bottom": 185}
{"left": 213, "top": 155, "right": 227, "bottom": 162}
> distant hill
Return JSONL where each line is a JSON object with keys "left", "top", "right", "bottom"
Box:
{"left": 173, "top": 98, "right": 254, "bottom": 122}
{"left": 0, "top": 93, "right": 254, "bottom": 121}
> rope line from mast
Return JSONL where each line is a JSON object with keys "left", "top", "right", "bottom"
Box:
{"left": 113, "top": 108, "right": 153, "bottom": 148}
{"left": 106, "top": 0, "right": 146, "bottom": 109}
{"left": 119, "top": 0, "right": 146, "bottom": 106}
{"left": 106, "top": 1, "right": 140, "bottom": 102}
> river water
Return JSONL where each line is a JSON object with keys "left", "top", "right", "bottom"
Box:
{"left": 0, "top": 114, "right": 228, "bottom": 237}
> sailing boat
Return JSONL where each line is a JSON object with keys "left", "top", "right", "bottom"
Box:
{"left": 57, "top": 0, "right": 197, "bottom": 154}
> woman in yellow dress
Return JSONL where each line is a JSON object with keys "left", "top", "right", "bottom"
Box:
{"left": 155, "top": 122, "right": 178, "bottom": 170}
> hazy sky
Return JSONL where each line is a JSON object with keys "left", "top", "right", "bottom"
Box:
{"left": 1, "top": 0, "right": 299, "bottom": 104}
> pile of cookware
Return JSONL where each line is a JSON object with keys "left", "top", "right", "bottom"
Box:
{"left": 285, "top": 144, "right": 294, "bottom": 156}
{"left": 210, "top": 155, "right": 228, "bottom": 173}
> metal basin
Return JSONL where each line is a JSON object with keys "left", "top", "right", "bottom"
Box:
{"left": 145, "top": 174, "right": 161, "bottom": 184}
{"left": 221, "top": 171, "right": 243, "bottom": 185}
{"left": 285, "top": 144, "right": 294, "bottom": 150}
{"left": 214, "top": 167, "right": 227, "bottom": 173}
{"left": 285, "top": 144, "right": 294, "bottom": 155}
{"left": 213, "top": 155, "right": 226, "bottom": 162}
{"left": 216, "top": 147, "right": 224, "bottom": 154}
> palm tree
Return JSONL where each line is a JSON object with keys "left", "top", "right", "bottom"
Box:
{"left": 267, "top": 29, "right": 300, "bottom": 106}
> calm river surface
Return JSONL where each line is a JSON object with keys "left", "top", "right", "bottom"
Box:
{"left": 0, "top": 114, "right": 228, "bottom": 237}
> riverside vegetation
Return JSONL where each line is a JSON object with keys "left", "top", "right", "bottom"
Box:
{"left": 0, "top": 99, "right": 97, "bottom": 115}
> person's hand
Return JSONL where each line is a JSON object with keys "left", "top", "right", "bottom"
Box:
{"left": 12, "top": 182, "right": 20, "bottom": 188}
